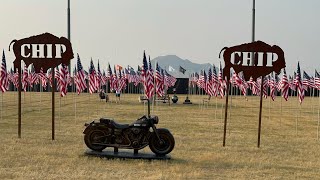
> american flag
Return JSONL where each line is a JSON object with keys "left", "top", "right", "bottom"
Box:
{"left": 302, "top": 71, "right": 311, "bottom": 91}
{"left": 107, "top": 63, "right": 112, "bottom": 80}
{"left": 248, "top": 76, "right": 259, "bottom": 95}
{"left": 124, "top": 68, "right": 129, "bottom": 80}
{"left": 148, "top": 56, "right": 154, "bottom": 89}
{"left": 134, "top": 66, "right": 142, "bottom": 87}
{"left": 155, "top": 63, "right": 164, "bottom": 97}
{"left": 142, "top": 51, "right": 154, "bottom": 99}
{"left": 218, "top": 62, "right": 226, "bottom": 98}
{"left": 291, "top": 72, "right": 297, "bottom": 91}
{"left": 269, "top": 73, "right": 276, "bottom": 101}
{"left": 75, "top": 54, "right": 87, "bottom": 95}
{"left": 28, "top": 65, "right": 38, "bottom": 88}
{"left": 281, "top": 68, "right": 289, "bottom": 101}
{"left": 164, "top": 70, "right": 176, "bottom": 87}
{"left": 0, "top": 50, "right": 8, "bottom": 92}
{"left": 230, "top": 70, "right": 237, "bottom": 86}
{"left": 233, "top": 72, "right": 248, "bottom": 96}
{"left": 101, "top": 70, "right": 107, "bottom": 86}
{"left": 126, "top": 67, "right": 133, "bottom": 83}
{"left": 148, "top": 56, "right": 154, "bottom": 76}
{"left": 314, "top": 70, "right": 320, "bottom": 90}
{"left": 55, "top": 67, "right": 61, "bottom": 91}
{"left": 191, "top": 72, "right": 199, "bottom": 88}
{"left": 107, "top": 63, "right": 113, "bottom": 90}
{"left": 206, "top": 68, "right": 214, "bottom": 97}
{"left": 59, "top": 64, "right": 68, "bottom": 97}
{"left": 38, "top": 67, "right": 47, "bottom": 90}
{"left": 197, "top": 70, "right": 205, "bottom": 89}
{"left": 66, "top": 66, "right": 72, "bottom": 86}
{"left": 47, "top": 68, "right": 53, "bottom": 88}
{"left": 7, "top": 68, "right": 14, "bottom": 90}
{"left": 96, "top": 60, "right": 102, "bottom": 89}
{"left": 212, "top": 66, "right": 219, "bottom": 97}
{"left": 89, "top": 59, "right": 97, "bottom": 94}
{"left": 22, "top": 65, "right": 28, "bottom": 92}
{"left": 295, "top": 62, "right": 304, "bottom": 104}
{"left": 117, "top": 69, "right": 126, "bottom": 91}
{"left": 256, "top": 77, "right": 268, "bottom": 98}
{"left": 111, "top": 65, "right": 118, "bottom": 91}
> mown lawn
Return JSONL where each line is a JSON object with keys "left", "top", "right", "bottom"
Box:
{"left": 0, "top": 92, "right": 319, "bottom": 179}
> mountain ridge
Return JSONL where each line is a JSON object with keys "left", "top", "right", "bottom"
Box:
{"left": 150, "top": 55, "right": 214, "bottom": 78}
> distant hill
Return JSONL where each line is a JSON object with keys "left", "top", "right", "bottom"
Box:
{"left": 150, "top": 55, "right": 213, "bottom": 78}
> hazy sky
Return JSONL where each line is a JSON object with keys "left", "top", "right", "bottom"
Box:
{"left": 0, "top": 0, "right": 319, "bottom": 75}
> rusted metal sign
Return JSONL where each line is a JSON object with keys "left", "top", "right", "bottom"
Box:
{"left": 9, "top": 32, "right": 73, "bottom": 73}
{"left": 220, "top": 40, "right": 286, "bottom": 147}
{"left": 9, "top": 32, "right": 73, "bottom": 140}
{"left": 219, "top": 41, "right": 285, "bottom": 80}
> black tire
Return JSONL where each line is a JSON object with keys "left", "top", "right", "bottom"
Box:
{"left": 84, "top": 129, "right": 107, "bottom": 151}
{"left": 149, "top": 129, "right": 175, "bottom": 156}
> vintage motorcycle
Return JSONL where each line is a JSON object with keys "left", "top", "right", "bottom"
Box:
{"left": 83, "top": 115, "right": 175, "bottom": 156}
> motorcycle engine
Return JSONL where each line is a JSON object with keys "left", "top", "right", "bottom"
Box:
{"left": 126, "top": 128, "right": 147, "bottom": 148}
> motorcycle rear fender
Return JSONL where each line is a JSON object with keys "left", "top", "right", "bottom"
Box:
{"left": 83, "top": 122, "right": 107, "bottom": 134}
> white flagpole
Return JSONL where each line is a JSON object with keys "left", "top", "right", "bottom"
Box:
{"left": 74, "top": 93, "right": 77, "bottom": 123}
{"left": 280, "top": 95, "right": 282, "bottom": 127}
{"left": 215, "top": 97, "right": 217, "bottom": 121}
{"left": 59, "top": 96, "right": 61, "bottom": 131}
{"left": 312, "top": 87, "right": 315, "bottom": 126}
{"left": 1, "top": 92, "right": 2, "bottom": 121}
{"left": 229, "top": 83, "right": 233, "bottom": 135}
{"left": 269, "top": 95, "right": 271, "bottom": 121}
{"left": 39, "top": 79, "right": 42, "bottom": 112}
{"left": 296, "top": 102, "right": 299, "bottom": 136}
{"left": 317, "top": 91, "right": 320, "bottom": 140}
{"left": 88, "top": 80, "right": 90, "bottom": 119}
{"left": 221, "top": 99, "right": 224, "bottom": 124}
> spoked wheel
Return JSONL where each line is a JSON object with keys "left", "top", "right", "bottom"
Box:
{"left": 84, "top": 129, "right": 107, "bottom": 151}
{"left": 149, "top": 129, "right": 175, "bottom": 156}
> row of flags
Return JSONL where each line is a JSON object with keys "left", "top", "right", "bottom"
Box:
{"left": 142, "top": 51, "right": 177, "bottom": 99}
{"left": 189, "top": 61, "right": 318, "bottom": 104}
{"left": 0, "top": 49, "right": 316, "bottom": 104}
{"left": 0, "top": 50, "right": 177, "bottom": 99}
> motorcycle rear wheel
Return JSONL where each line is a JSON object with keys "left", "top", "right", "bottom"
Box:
{"left": 149, "top": 129, "right": 175, "bottom": 156}
{"left": 84, "top": 129, "right": 107, "bottom": 151}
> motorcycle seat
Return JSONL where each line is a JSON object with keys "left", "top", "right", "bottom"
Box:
{"left": 110, "top": 120, "right": 129, "bottom": 129}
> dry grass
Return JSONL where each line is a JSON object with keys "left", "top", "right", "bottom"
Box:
{"left": 0, "top": 92, "right": 320, "bottom": 179}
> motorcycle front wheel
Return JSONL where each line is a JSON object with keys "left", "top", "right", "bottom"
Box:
{"left": 149, "top": 129, "right": 175, "bottom": 156}
{"left": 84, "top": 129, "right": 107, "bottom": 151}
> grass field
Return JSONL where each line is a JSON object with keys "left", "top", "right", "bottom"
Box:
{"left": 0, "top": 92, "right": 320, "bottom": 179}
